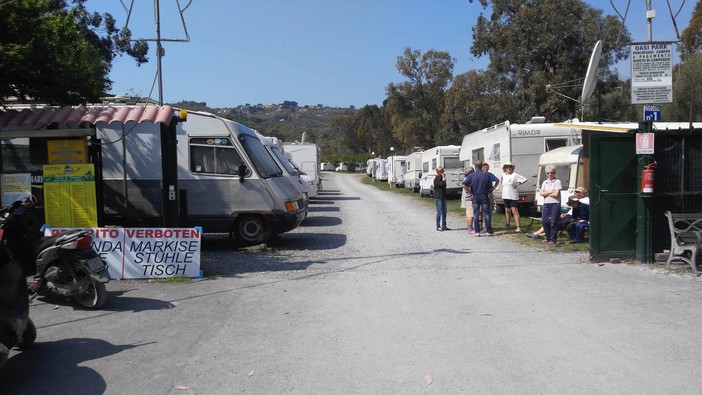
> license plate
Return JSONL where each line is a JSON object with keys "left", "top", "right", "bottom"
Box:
{"left": 86, "top": 256, "right": 105, "bottom": 271}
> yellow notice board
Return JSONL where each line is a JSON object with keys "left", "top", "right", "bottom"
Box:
{"left": 47, "top": 139, "right": 87, "bottom": 164}
{"left": 43, "top": 164, "right": 97, "bottom": 227}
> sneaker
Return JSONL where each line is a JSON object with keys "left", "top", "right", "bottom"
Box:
{"left": 546, "top": 241, "right": 556, "bottom": 245}
{"left": 542, "top": 239, "right": 549, "bottom": 243}
{"left": 515, "top": 227, "right": 521, "bottom": 232}
{"left": 486, "top": 232, "right": 494, "bottom": 236}
{"left": 503, "top": 225, "right": 510, "bottom": 230}
{"left": 476, "top": 232, "right": 482, "bottom": 237}
{"left": 436, "top": 227, "right": 443, "bottom": 232}
{"left": 525, "top": 233, "right": 535, "bottom": 238}
{"left": 469, "top": 229, "right": 476, "bottom": 235}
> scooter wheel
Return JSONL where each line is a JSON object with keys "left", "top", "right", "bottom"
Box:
{"left": 18, "top": 318, "right": 36, "bottom": 349}
{"left": 75, "top": 268, "right": 107, "bottom": 309}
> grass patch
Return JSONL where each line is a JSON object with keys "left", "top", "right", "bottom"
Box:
{"left": 151, "top": 276, "right": 193, "bottom": 284}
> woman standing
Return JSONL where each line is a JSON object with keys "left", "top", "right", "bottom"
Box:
{"left": 539, "top": 164, "right": 562, "bottom": 244}
{"left": 498, "top": 163, "right": 527, "bottom": 232}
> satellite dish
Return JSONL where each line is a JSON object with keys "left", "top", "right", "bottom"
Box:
{"left": 581, "top": 40, "right": 603, "bottom": 103}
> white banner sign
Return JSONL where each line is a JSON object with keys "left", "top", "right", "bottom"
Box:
{"left": 44, "top": 227, "right": 202, "bottom": 279}
{"left": 631, "top": 43, "right": 673, "bottom": 104}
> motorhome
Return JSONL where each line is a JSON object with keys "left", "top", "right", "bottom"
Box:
{"left": 386, "top": 155, "right": 406, "bottom": 187}
{"left": 366, "top": 159, "right": 375, "bottom": 177}
{"left": 374, "top": 159, "right": 388, "bottom": 182}
{"left": 283, "top": 143, "right": 320, "bottom": 198}
{"left": 418, "top": 146, "right": 463, "bottom": 197}
{"left": 257, "top": 134, "right": 310, "bottom": 212}
{"left": 534, "top": 145, "right": 584, "bottom": 211}
{"left": 459, "top": 117, "right": 582, "bottom": 211}
{"left": 320, "top": 162, "right": 334, "bottom": 171}
{"left": 403, "top": 150, "right": 424, "bottom": 192}
{"left": 94, "top": 106, "right": 308, "bottom": 246}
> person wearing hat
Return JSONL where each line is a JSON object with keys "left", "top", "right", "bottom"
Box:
{"left": 574, "top": 187, "right": 589, "bottom": 205}
{"left": 565, "top": 195, "right": 590, "bottom": 243}
{"left": 497, "top": 162, "right": 527, "bottom": 232}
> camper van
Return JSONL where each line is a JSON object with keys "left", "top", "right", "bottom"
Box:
{"left": 418, "top": 146, "right": 463, "bottom": 197}
{"left": 284, "top": 143, "right": 320, "bottom": 197}
{"left": 366, "top": 159, "right": 375, "bottom": 177}
{"left": 534, "top": 145, "right": 584, "bottom": 211}
{"left": 320, "top": 162, "right": 334, "bottom": 171}
{"left": 459, "top": 117, "right": 581, "bottom": 211}
{"left": 403, "top": 150, "right": 424, "bottom": 192}
{"left": 387, "top": 155, "right": 406, "bottom": 187}
{"left": 96, "top": 107, "right": 307, "bottom": 246}
{"left": 374, "top": 159, "right": 388, "bottom": 182}
{"left": 258, "top": 134, "right": 310, "bottom": 212}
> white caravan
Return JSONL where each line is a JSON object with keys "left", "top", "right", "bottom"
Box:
{"left": 320, "top": 162, "right": 334, "bottom": 171}
{"left": 387, "top": 155, "right": 406, "bottom": 187}
{"left": 459, "top": 117, "right": 582, "bottom": 211}
{"left": 366, "top": 159, "right": 375, "bottom": 177}
{"left": 96, "top": 107, "right": 307, "bottom": 246}
{"left": 284, "top": 143, "right": 320, "bottom": 198}
{"left": 257, "top": 134, "right": 310, "bottom": 212}
{"left": 418, "top": 146, "right": 463, "bottom": 197}
{"left": 374, "top": 159, "right": 388, "bottom": 182}
{"left": 534, "top": 144, "right": 584, "bottom": 211}
{"left": 403, "top": 150, "right": 424, "bottom": 192}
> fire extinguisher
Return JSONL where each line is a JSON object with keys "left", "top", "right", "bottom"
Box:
{"left": 641, "top": 162, "right": 656, "bottom": 194}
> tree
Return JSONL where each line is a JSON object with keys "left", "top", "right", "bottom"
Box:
{"left": 679, "top": 1, "right": 702, "bottom": 60}
{"left": 385, "top": 48, "right": 455, "bottom": 148}
{"left": 468, "top": 0, "right": 630, "bottom": 122}
{"left": 670, "top": 54, "right": 702, "bottom": 123}
{"left": 0, "top": 0, "right": 148, "bottom": 106}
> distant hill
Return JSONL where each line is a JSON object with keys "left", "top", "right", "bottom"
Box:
{"left": 170, "top": 101, "right": 351, "bottom": 155}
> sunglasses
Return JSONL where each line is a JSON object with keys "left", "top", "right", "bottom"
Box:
{"left": 546, "top": 172, "right": 554, "bottom": 174}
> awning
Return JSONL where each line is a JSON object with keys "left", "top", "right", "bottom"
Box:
{"left": 0, "top": 105, "right": 176, "bottom": 138}
{"left": 554, "top": 121, "right": 702, "bottom": 133}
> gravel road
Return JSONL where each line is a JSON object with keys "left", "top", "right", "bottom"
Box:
{"left": 2, "top": 171, "right": 701, "bottom": 394}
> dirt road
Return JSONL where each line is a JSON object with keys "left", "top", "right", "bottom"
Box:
{"left": 2, "top": 172, "right": 701, "bottom": 394}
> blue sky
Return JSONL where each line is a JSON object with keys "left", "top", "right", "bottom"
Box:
{"left": 94, "top": 1, "right": 696, "bottom": 108}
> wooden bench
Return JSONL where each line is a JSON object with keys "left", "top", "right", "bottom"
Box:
{"left": 664, "top": 211, "right": 702, "bottom": 276}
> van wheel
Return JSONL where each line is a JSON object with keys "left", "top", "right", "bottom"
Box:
{"left": 233, "top": 215, "right": 271, "bottom": 246}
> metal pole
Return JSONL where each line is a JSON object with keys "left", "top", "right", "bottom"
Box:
{"left": 155, "top": 0, "right": 164, "bottom": 105}
{"left": 646, "top": 0, "right": 653, "bottom": 42}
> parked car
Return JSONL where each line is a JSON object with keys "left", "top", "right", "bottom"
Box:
{"left": 353, "top": 163, "right": 366, "bottom": 172}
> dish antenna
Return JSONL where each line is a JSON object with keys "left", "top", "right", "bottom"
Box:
{"left": 581, "top": 40, "right": 603, "bottom": 103}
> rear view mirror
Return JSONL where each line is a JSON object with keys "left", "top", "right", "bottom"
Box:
{"left": 238, "top": 164, "right": 247, "bottom": 183}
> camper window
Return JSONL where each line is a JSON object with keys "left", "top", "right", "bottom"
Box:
{"left": 472, "top": 148, "right": 484, "bottom": 163}
{"left": 238, "top": 134, "right": 282, "bottom": 179}
{"left": 423, "top": 162, "right": 429, "bottom": 173}
{"left": 545, "top": 138, "right": 568, "bottom": 151}
{"left": 444, "top": 157, "right": 462, "bottom": 169}
{"left": 189, "top": 143, "right": 245, "bottom": 176}
{"left": 489, "top": 143, "right": 501, "bottom": 161}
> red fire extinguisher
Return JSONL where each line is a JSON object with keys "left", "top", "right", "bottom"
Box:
{"left": 641, "top": 162, "right": 656, "bottom": 194}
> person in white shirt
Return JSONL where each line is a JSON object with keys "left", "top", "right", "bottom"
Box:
{"left": 498, "top": 163, "right": 527, "bottom": 232}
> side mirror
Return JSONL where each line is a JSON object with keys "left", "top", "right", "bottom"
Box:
{"left": 238, "top": 163, "right": 247, "bottom": 183}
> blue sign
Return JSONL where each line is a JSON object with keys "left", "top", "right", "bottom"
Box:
{"left": 644, "top": 105, "right": 661, "bottom": 121}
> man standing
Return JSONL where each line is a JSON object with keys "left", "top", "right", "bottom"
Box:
{"left": 434, "top": 166, "right": 450, "bottom": 231}
{"left": 466, "top": 163, "right": 497, "bottom": 236}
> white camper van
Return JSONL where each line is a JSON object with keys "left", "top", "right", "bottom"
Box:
{"left": 387, "top": 155, "right": 406, "bottom": 187}
{"left": 366, "top": 159, "right": 375, "bottom": 177}
{"left": 284, "top": 143, "right": 320, "bottom": 197}
{"left": 257, "top": 134, "right": 310, "bottom": 212}
{"left": 418, "top": 146, "right": 463, "bottom": 197}
{"left": 459, "top": 118, "right": 581, "bottom": 211}
{"left": 403, "top": 150, "right": 424, "bottom": 192}
{"left": 374, "top": 159, "right": 388, "bottom": 182}
{"left": 534, "top": 145, "right": 584, "bottom": 211}
{"left": 320, "top": 162, "right": 334, "bottom": 171}
{"left": 97, "top": 107, "right": 307, "bottom": 246}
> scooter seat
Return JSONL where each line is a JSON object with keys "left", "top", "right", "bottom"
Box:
{"left": 35, "top": 229, "right": 87, "bottom": 253}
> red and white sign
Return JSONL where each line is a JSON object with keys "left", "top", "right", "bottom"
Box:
{"left": 44, "top": 227, "right": 202, "bottom": 279}
{"left": 636, "top": 133, "right": 655, "bottom": 154}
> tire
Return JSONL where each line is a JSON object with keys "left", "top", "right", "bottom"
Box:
{"left": 233, "top": 215, "right": 271, "bottom": 247}
{"left": 18, "top": 318, "right": 36, "bottom": 349}
{"left": 75, "top": 268, "right": 107, "bottom": 309}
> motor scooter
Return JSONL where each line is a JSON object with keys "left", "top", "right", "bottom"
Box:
{"left": 0, "top": 197, "right": 110, "bottom": 309}
{"left": 0, "top": 244, "right": 35, "bottom": 367}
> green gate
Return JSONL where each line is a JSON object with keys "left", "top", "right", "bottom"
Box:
{"left": 589, "top": 133, "right": 638, "bottom": 261}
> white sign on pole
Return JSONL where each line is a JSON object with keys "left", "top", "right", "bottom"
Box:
{"left": 631, "top": 43, "right": 673, "bottom": 104}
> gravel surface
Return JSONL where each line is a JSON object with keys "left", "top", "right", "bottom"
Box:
{"left": 2, "top": 172, "right": 701, "bottom": 394}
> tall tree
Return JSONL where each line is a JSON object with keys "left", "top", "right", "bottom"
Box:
{"left": 468, "top": 0, "right": 630, "bottom": 122}
{"left": 385, "top": 48, "right": 455, "bottom": 148}
{"left": 0, "top": 0, "right": 148, "bottom": 105}
{"left": 679, "top": 1, "right": 702, "bottom": 60}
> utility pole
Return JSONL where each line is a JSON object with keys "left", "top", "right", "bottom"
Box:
{"left": 155, "top": 0, "right": 164, "bottom": 105}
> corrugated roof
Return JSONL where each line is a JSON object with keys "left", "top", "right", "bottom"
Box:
{"left": 0, "top": 105, "right": 176, "bottom": 129}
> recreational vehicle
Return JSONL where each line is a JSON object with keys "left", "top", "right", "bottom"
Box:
{"left": 534, "top": 145, "right": 584, "bottom": 211}
{"left": 284, "top": 143, "right": 320, "bottom": 197}
{"left": 320, "top": 162, "right": 334, "bottom": 171}
{"left": 374, "top": 159, "right": 388, "bottom": 182}
{"left": 387, "top": 155, "right": 406, "bottom": 187}
{"left": 95, "top": 107, "right": 308, "bottom": 246}
{"left": 366, "top": 159, "right": 375, "bottom": 177}
{"left": 459, "top": 117, "right": 581, "bottom": 211}
{"left": 257, "top": 134, "right": 310, "bottom": 212}
{"left": 403, "top": 150, "right": 424, "bottom": 192}
{"left": 418, "top": 146, "right": 463, "bottom": 197}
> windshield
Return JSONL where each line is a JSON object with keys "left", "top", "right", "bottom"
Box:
{"left": 239, "top": 134, "right": 282, "bottom": 179}
{"left": 270, "top": 146, "right": 299, "bottom": 176}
